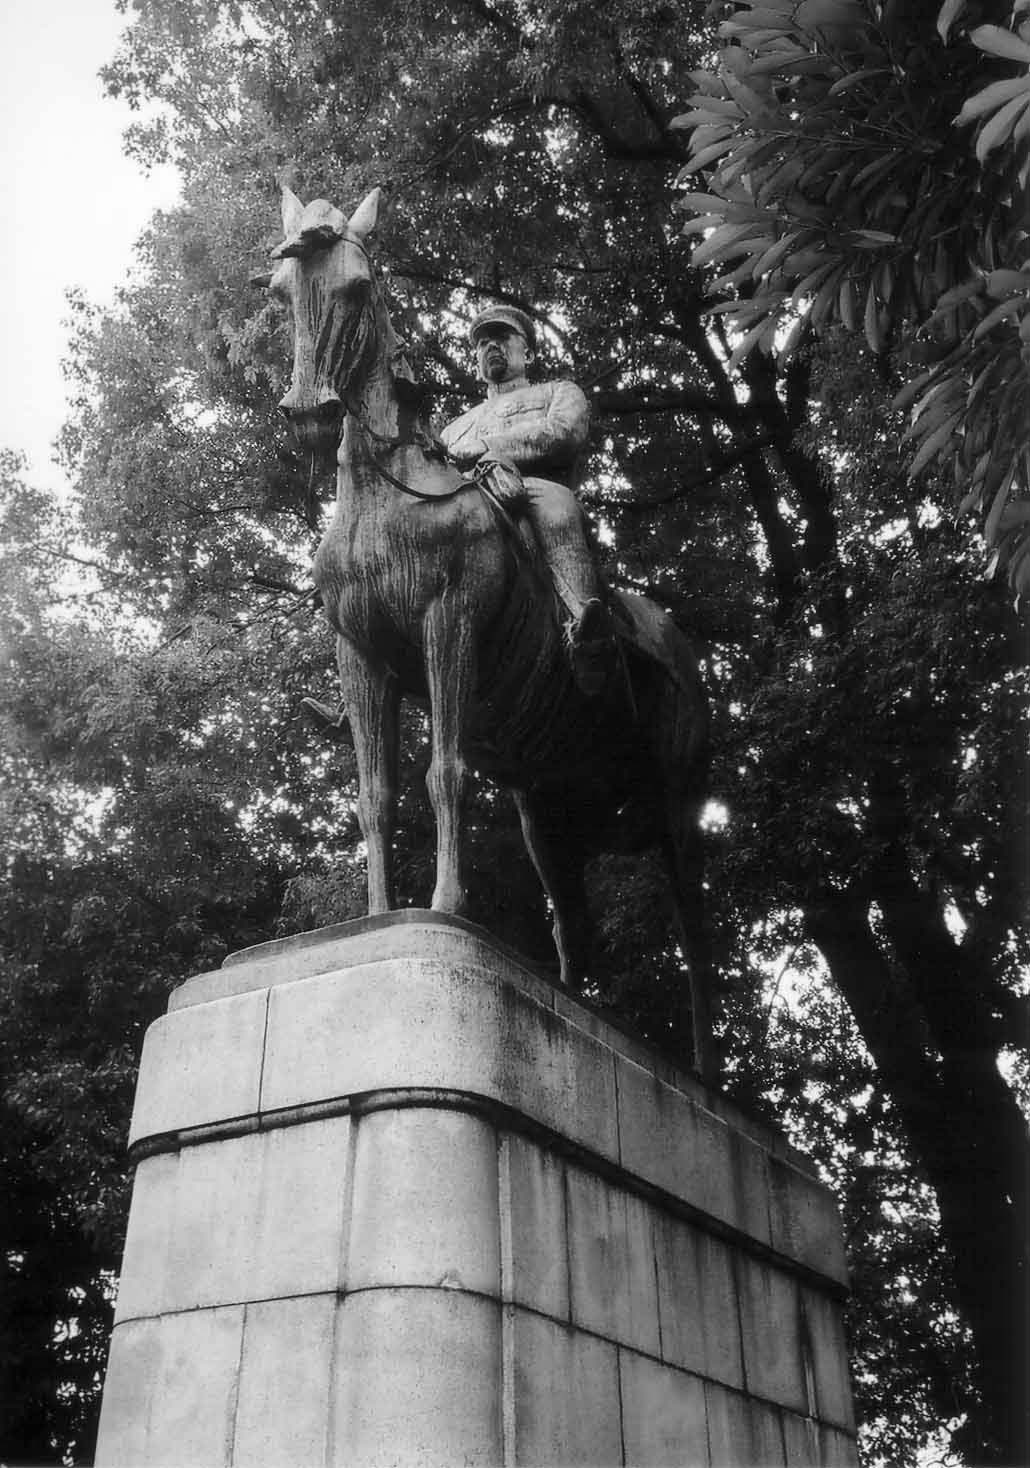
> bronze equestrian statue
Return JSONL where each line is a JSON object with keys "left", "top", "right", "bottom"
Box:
{"left": 439, "top": 304, "right": 611, "bottom": 695}
{"left": 267, "top": 184, "right": 715, "bottom": 1077}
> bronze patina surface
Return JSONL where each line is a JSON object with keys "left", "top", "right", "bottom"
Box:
{"left": 269, "top": 185, "right": 713, "bottom": 1073}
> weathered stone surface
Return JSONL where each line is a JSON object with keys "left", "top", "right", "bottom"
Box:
{"left": 508, "top": 1307, "right": 623, "bottom": 1466}
{"left": 781, "top": 1409, "right": 822, "bottom": 1466}
{"left": 705, "top": 1380, "right": 787, "bottom": 1468}
{"left": 653, "top": 1214, "right": 744, "bottom": 1388}
{"left": 803, "top": 1287, "right": 856, "bottom": 1431}
{"left": 768, "top": 1153, "right": 849, "bottom": 1286}
{"left": 500, "top": 1131, "right": 569, "bottom": 1320}
{"left": 618, "top": 1350, "right": 709, "bottom": 1467}
{"left": 232, "top": 1294, "right": 336, "bottom": 1467}
{"left": 347, "top": 1107, "right": 499, "bottom": 1295}
{"left": 819, "top": 1424, "right": 861, "bottom": 1466}
{"left": 736, "top": 1254, "right": 809, "bottom": 1416}
{"left": 258, "top": 957, "right": 620, "bottom": 1163}
{"left": 616, "top": 1055, "right": 740, "bottom": 1237}
{"left": 117, "top": 1119, "right": 351, "bottom": 1320}
{"left": 101, "top": 916, "right": 857, "bottom": 1468}
{"left": 97, "top": 1306, "right": 244, "bottom": 1468}
{"left": 129, "top": 989, "right": 266, "bottom": 1147}
{"left": 331, "top": 1287, "right": 502, "bottom": 1467}
{"left": 566, "top": 1164, "right": 660, "bottom": 1356}
{"left": 111, "top": 1152, "right": 178, "bottom": 1323}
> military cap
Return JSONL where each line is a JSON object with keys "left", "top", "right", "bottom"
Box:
{"left": 468, "top": 304, "right": 537, "bottom": 352}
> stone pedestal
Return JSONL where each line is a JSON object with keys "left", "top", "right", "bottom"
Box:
{"left": 96, "top": 911, "right": 858, "bottom": 1467}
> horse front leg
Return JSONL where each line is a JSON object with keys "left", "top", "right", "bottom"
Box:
{"left": 423, "top": 597, "right": 473, "bottom": 915}
{"left": 337, "top": 637, "right": 400, "bottom": 914}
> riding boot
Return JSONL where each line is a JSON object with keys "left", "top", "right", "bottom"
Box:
{"left": 533, "top": 520, "right": 614, "bottom": 697}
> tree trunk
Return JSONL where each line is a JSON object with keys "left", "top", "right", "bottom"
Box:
{"left": 806, "top": 892, "right": 1030, "bottom": 1465}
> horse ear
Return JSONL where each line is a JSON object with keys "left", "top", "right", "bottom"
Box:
{"left": 348, "top": 188, "right": 382, "bottom": 241}
{"left": 280, "top": 185, "right": 305, "bottom": 237}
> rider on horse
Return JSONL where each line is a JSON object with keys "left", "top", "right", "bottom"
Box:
{"left": 439, "top": 305, "right": 613, "bottom": 697}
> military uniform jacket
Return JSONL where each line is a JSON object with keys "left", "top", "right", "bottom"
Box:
{"left": 440, "top": 378, "right": 591, "bottom": 486}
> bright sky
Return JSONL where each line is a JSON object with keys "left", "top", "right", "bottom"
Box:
{"left": 1, "top": 1, "right": 180, "bottom": 490}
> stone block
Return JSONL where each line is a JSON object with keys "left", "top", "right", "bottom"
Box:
{"left": 501, "top": 1132, "right": 569, "bottom": 1320}
{"left": 619, "top": 1350, "right": 709, "bottom": 1467}
{"left": 96, "top": 1306, "right": 245, "bottom": 1468}
{"left": 260, "top": 958, "right": 618, "bottom": 1161}
{"left": 330, "top": 1286, "right": 502, "bottom": 1467}
{"left": 768, "top": 1154, "right": 849, "bottom": 1286}
{"left": 615, "top": 1057, "right": 738, "bottom": 1234}
{"left": 802, "top": 1287, "right": 855, "bottom": 1431}
{"left": 191, "top": 911, "right": 558, "bottom": 1014}
{"left": 736, "top": 1255, "right": 809, "bottom": 1416}
{"left": 653, "top": 1215, "right": 743, "bottom": 1388}
{"left": 232, "top": 1294, "right": 336, "bottom": 1468}
{"left": 112, "top": 1152, "right": 178, "bottom": 1323}
{"left": 139, "top": 1119, "right": 350, "bottom": 1315}
{"left": 347, "top": 1107, "right": 499, "bottom": 1295}
{"left": 819, "top": 1425, "right": 861, "bottom": 1466}
{"left": 129, "top": 989, "right": 267, "bottom": 1148}
{"left": 95, "top": 1316, "right": 165, "bottom": 1466}
{"left": 781, "top": 1410, "right": 822, "bottom": 1466}
{"left": 727, "top": 1127, "right": 773, "bottom": 1247}
{"left": 248, "top": 1115, "right": 352, "bottom": 1299}
{"left": 705, "top": 1381, "right": 787, "bottom": 1468}
{"left": 508, "top": 1307, "right": 623, "bottom": 1467}
{"left": 162, "top": 1132, "right": 265, "bottom": 1313}
{"left": 566, "top": 1164, "right": 660, "bottom": 1355}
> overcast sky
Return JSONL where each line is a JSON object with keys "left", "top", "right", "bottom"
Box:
{"left": 2, "top": 2, "right": 180, "bottom": 489}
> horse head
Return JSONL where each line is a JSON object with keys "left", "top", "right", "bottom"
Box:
{"left": 269, "top": 186, "right": 383, "bottom": 455}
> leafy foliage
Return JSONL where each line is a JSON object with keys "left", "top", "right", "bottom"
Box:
{"left": 1, "top": 1, "right": 1028, "bottom": 1463}
{"left": 676, "top": 0, "right": 1030, "bottom": 596}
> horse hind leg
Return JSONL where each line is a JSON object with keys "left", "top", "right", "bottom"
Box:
{"left": 514, "top": 789, "right": 591, "bottom": 991}
{"left": 663, "top": 798, "right": 717, "bottom": 1084}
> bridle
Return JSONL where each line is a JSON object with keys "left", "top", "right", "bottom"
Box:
{"left": 282, "top": 226, "right": 501, "bottom": 508}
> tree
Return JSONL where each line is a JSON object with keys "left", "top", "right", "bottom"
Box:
{"left": 2, "top": 0, "right": 1027, "bottom": 1460}
{"left": 674, "top": 0, "right": 1030, "bottom": 595}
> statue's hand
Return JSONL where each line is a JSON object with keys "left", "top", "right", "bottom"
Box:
{"left": 474, "top": 452, "right": 525, "bottom": 506}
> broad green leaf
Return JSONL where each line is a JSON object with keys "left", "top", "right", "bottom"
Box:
{"left": 892, "top": 368, "right": 939, "bottom": 414}
{"left": 864, "top": 279, "right": 886, "bottom": 352}
{"left": 972, "top": 296, "right": 1026, "bottom": 336}
{"left": 682, "top": 138, "right": 738, "bottom": 174}
{"left": 691, "top": 222, "right": 768, "bottom": 267}
{"left": 954, "top": 74, "right": 1030, "bottom": 126}
{"left": 810, "top": 263, "right": 848, "bottom": 326}
{"left": 839, "top": 275, "right": 858, "bottom": 330}
{"left": 937, "top": 0, "right": 967, "bottom": 42}
{"left": 908, "top": 409, "right": 964, "bottom": 477}
{"left": 975, "top": 92, "right": 1030, "bottom": 161}
{"left": 984, "top": 461, "right": 1018, "bottom": 543}
{"left": 727, "top": 314, "right": 778, "bottom": 370}
{"left": 933, "top": 278, "right": 986, "bottom": 313}
{"left": 685, "top": 93, "right": 743, "bottom": 117}
{"left": 968, "top": 23, "right": 1030, "bottom": 61}
{"left": 790, "top": 262, "right": 839, "bottom": 306}
{"left": 985, "top": 268, "right": 1030, "bottom": 296}
{"left": 676, "top": 191, "right": 737, "bottom": 212}
{"left": 680, "top": 214, "right": 729, "bottom": 236}
{"left": 828, "top": 67, "right": 892, "bottom": 96}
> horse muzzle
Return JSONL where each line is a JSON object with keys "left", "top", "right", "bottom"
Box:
{"left": 278, "top": 390, "right": 344, "bottom": 454}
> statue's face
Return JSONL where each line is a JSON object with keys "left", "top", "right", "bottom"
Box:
{"left": 475, "top": 325, "right": 531, "bottom": 384}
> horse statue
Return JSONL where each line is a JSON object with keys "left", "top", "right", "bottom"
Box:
{"left": 265, "top": 184, "right": 715, "bottom": 1077}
